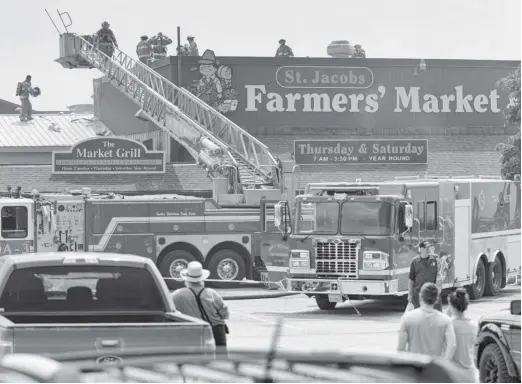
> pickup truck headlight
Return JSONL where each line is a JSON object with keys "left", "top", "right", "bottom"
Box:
{"left": 363, "top": 251, "right": 389, "bottom": 270}
{"left": 290, "top": 250, "right": 310, "bottom": 269}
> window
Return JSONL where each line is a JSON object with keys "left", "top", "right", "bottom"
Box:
{"left": 341, "top": 202, "right": 395, "bottom": 236}
{"left": 1, "top": 206, "right": 28, "bottom": 239}
{"left": 0, "top": 266, "right": 165, "bottom": 312}
{"left": 426, "top": 201, "right": 438, "bottom": 230}
{"left": 417, "top": 202, "right": 425, "bottom": 231}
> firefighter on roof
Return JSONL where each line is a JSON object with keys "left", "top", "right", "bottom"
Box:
{"left": 353, "top": 44, "right": 366, "bottom": 58}
{"left": 275, "top": 39, "right": 294, "bottom": 57}
{"left": 17, "top": 75, "right": 33, "bottom": 122}
{"left": 149, "top": 32, "right": 173, "bottom": 60}
{"left": 186, "top": 36, "right": 199, "bottom": 56}
{"left": 136, "top": 35, "right": 152, "bottom": 64}
{"left": 96, "top": 21, "right": 118, "bottom": 58}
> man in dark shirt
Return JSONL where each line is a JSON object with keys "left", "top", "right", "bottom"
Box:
{"left": 408, "top": 240, "right": 442, "bottom": 311}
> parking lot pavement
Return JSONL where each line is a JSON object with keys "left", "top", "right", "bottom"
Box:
{"left": 225, "top": 287, "right": 521, "bottom": 353}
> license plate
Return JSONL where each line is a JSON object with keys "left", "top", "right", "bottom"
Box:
{"left": 328, "top": 294, "right": 343, "bottom": 303}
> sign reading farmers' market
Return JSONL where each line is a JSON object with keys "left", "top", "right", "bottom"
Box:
{"left": 52, "top": 137, "right": 166, "bottom": 174}
{"left": 293, "top": 139, "right": 428, "bottom": 165}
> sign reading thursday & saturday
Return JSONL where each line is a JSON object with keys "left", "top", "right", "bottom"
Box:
{"left": 293, "top": 139, "right": 428, "bottom": 165}
{"left": 52, "top": 137, "right": 166, "bottom": 174}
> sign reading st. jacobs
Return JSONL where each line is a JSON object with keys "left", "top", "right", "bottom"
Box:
{"left": 293, "top": 139, "right": 428, "bottom": 165}
{"left": 52, "top": 137, "right": 166, "bottom": 174}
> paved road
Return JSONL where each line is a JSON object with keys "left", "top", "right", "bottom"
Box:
{"left": 224, "top": 287, "right": 521, "bottom": 353}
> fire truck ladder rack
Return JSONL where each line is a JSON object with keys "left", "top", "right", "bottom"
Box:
{"left": 393, "top": 175, "right": 504, "bottom": 180}
{"left": 56, "top": 32, "right": 279, "bottom": 192}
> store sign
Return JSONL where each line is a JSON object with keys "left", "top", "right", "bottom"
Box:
{"left": 52, "top": 137, "right": 166, "bottom": 174}
{"left": 293, "top": 139, "right": 428, "bottom": 165}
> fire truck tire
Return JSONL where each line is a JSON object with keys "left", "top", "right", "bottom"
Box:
{"left": 207, "top": 250, "right": 246, "bottom": 281}
{"left": 484, "top": 257, "right": 503, "bottom": 297}
{"left": 467, "top": 258, "right": 486, "bottom": 300}
{"left": 315, "top": 296, "right": 337, "bottom": 310}
{"left": 158, "top": 250, "right": 197, "bottom": 279}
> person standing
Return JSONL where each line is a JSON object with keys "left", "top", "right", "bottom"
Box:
{"left": 275, "top": 39, "right": 294, "bottom": 57}
{"left": 408, "top": 240, "right": 443, "bottom": 311}
{"left": 352, "top": 44, "right": 366, "bottom": 58}
{"left": 186, "top": 36, "right": 199, "bottom": 56}
{"left": 18, "top": 75, "right": 33, "bottom": 122}
{"left": 397, "top": 282, "right": 457, "bottom": 359}
{"left": 136, "top": 35, "right": 152, "bottom": 64}
{"left": 149, "top": 32, "right": 173, "bottom": 61}
{"left": 448, "top": 288, "right": 479, "bottom": 383}
{"left": 96, "top": 21, "right": 118, "bottom": 58}
{"left": 172, "top": 261, "right": 230, "bottom": 352}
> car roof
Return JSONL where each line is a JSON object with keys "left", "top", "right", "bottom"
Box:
{"left": 0, "top": 252, "right": 154, "bottom": 268}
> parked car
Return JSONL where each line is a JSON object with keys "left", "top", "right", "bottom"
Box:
{"left": 0, "top": 252, "right": 215, "bottom": 355}
{"left": 475, "top": 299, "right": 521, "bottom": 382}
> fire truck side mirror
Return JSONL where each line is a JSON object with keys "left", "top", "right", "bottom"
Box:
{"left": 274, "top": 201, "right": 291, "bottom": 234}
{"left": 404, "top": 204, "right": 413, "bottom": 229}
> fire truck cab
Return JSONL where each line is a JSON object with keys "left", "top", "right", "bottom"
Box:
{"left": 262, "top": 177, "right": 521, "bottom": 309}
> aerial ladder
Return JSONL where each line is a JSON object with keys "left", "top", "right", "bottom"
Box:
{"left": 49, "top": 10, "right": 284, "bottom": 206}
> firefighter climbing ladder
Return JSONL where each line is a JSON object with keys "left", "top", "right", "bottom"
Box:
{"left": 49, "top": 10, "right": 279, "bottom": 194}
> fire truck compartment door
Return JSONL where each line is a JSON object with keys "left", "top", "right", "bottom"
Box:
{"left": 260, "top": 201, "right": 289, "bottom": 285}
{"left": 89, "top": 233, "right": 156, "bottom": 257}
{"left": 454, "top": 200, "right": 471, "bottom": 284}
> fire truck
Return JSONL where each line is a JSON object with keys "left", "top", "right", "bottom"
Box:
{"left": 0, "top": 187, "right": 277, "bottom": 282}
{"left": 261, "top": 176, "right": 521, "bottom": 309}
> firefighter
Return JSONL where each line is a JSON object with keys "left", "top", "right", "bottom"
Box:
{"left": 149, "top": 32, "right": 173, "bottom": 61}
{"left": 353, "top": 44, "right": 366, "bottom": 58}
{"left": 96, "top": 21, "right": 118, "bottom": 59}
{"left": 136, "top": 35, "right": 152, "bottom": 64}
{"left": 407, "top": 240, "right": 443, "bottom": 312}
{"left": 275, "top": 39, "right": 294, "bottom": 57}
{"left": 186, "top": 35, "right": 199, "bottom": 56}
{"left": 18, "top": 75, "right": 33, "bottom": 122}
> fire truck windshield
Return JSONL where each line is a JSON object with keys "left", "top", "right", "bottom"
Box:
{"left": 341, "top": 201, "right": 395, "bottom": 236}
{"left": 296, "top": 201, "right": 339, "bottom": 234}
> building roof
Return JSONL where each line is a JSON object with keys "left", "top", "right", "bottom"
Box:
{"left": 0, "top": 115, "right": 111, "bottom": 149}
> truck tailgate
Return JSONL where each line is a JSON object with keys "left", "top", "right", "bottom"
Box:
{"left": 11, "top": 322, "right": 208, "bottom": 355}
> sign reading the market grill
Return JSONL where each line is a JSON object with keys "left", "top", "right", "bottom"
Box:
{"left": 293, "top": 139, "right": 428, "bottom": 165}
{"left": 52, "top": 137, "right": 166, "bottom": 174}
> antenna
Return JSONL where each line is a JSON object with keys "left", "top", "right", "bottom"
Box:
{"left": 45, "top": 9, "right": 62, "bottom": 35}
{"left": 262, "top": 316, "right": 284, "bottom": 383}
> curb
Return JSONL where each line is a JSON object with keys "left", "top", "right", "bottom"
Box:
{"left": 221, "top": 292, "right": 299, "bottom": 301}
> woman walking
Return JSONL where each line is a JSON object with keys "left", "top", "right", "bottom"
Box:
{"left": 448, "top": 288, "right": 479, "bottom": 382}
{"left": 172, "top": 261, "right": 230, "bottom": 353}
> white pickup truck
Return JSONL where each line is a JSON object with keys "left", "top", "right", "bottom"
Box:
{"left": 0, "top": 252, "right": 215, "bottom": 355}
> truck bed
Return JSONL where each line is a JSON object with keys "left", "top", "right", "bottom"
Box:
{"left": 0, "top": 311, "right": 210, "bottom": 355}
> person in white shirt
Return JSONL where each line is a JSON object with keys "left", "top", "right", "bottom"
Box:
{"left": 397, "top": 282, "right": 457, "bottom": 359}
{"left": 448, "top": 288, "right": 479, "bottom": 382}
{"left": 171, "top": 261, "right": 230, "bottom": 352}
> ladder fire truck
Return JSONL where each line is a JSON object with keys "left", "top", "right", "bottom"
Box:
{"left": 0, "top": 11, "right": 293, "bottom": 282}
{"left": 0, "top": 187, "right": 276, "bottom": 281}
{"left": 265, "top": 176, "right": 521, "bottom": 309}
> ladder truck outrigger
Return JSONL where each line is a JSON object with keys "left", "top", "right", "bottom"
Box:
{"left": 265, "top": 176, "right": 521, "bottom": 309}
{"left": 0, "top": 10, "right": 294, "bottom": 283}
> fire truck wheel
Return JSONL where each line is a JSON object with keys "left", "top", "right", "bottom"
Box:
{"left": 467, "top": 258, "right": 486, "bottom": 300}
{"left": 207, "top": 250, "right": 246, "bottom": 281}
{"left": 484, "top": 257, "right": 503, "bottom": 297}
{"left": 315, "top": 296, "right": 337, "bottom": 310}
{"left": 158, "top": 250, "right": 197, "bottom": 280}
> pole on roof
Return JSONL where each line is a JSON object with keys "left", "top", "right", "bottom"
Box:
{"left": 177, "top": 26, "right": 182, "bottom": 87}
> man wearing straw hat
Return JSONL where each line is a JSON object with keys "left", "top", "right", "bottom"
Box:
{"left": 172, "top": 261, "right": 230, "bottom": 351}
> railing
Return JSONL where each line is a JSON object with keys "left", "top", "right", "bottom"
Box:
{"left": 73, "top": 34, "right": 277, "bottom": 185}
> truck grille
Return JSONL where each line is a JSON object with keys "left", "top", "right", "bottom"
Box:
{"left": 314, "top": 239, "right": 359, "bottom": 278}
